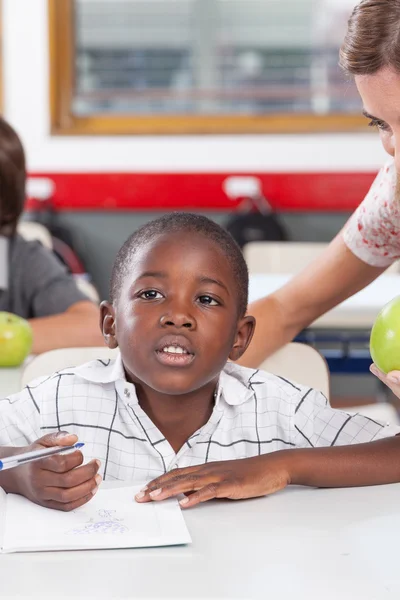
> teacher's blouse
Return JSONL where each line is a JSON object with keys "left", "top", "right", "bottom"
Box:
{"left": 343, "top": 161, "right": 400, "bottom": 268}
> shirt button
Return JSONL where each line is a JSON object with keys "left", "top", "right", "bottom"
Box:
{"left": 124, "top": 388, "right": 130, "bottom": 398}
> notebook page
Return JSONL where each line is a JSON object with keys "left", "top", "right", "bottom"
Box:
{"left": 2, "top": 485, "right": 191, "bottom": 553}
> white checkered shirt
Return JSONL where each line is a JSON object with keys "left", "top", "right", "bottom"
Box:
{"left": 0, "top": 355, "right": 399, "bottom": 483}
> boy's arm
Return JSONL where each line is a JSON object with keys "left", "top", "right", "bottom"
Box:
{"left": 289, "top": 436, "right": 400, "bottom": 487}
{"left": 0, "top": 384, "right": 101, "bottom": 510}
{"left": 0, "top": 432, "right": 101, "bottom": 510}
{"left": 135, "top": 437, "right": 400, "bottom": 508}
{"left": 136, "top": 387, "right": 400, "bottom": 507}
{"left": 0, "top": 445, "right": 27, "bottom": 493}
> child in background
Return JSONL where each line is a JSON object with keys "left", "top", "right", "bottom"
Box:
{"left": 0, "top": 116, "right": 102, "bottom": 353}
{"left": 0, "top": 213, "right": 399, "bottom": 511}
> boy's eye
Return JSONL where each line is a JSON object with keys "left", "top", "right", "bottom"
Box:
{"left": 139, "top": 290, "right": 163, "bottom": 300}
{"left": 367, "top": 118, "right": 391, "bottom": 132}
{"left": 198, "top": 295, "right": 219, "bottom": 306}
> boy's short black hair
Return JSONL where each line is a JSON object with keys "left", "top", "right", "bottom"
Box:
{"left": 110, "top": 212, "right": 249, "bottom": 317}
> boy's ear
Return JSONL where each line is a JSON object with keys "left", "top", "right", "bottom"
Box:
{"left": 229, "top": 315, "right": 256, "bottom": 362}
{"left": 100, "top": 301, "right": 118, "bottom": 349}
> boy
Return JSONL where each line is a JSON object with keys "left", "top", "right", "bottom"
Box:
{"left": 0, "top": 213, "right": 399, "bottom": 512}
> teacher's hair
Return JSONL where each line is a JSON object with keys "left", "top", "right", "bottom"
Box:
{"left": 340, "top": 0, "right": 400, "bottom": 75}
{"left": 0, "top": 117, "right": 26, "bottom": 235}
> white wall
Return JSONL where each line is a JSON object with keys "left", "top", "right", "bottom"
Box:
{"left": 2, "top": 0, "right": 389, "bottom": 174}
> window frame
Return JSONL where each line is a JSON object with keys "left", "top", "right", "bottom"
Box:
{"left": 49, "top": 0, "right": 367, "bottom": 135}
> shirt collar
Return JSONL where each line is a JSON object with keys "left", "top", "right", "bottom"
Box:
{"left": 75, "top": 353, "right": 261, "bottom": 408}
{"left": 216, "top": 363, "right": 264, "bottom": 406}
{"left": 75, "top": 351, "right": 127, "bottom": 384}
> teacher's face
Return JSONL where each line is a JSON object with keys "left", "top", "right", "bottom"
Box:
{"left": 356, "top": 67, "right": 400, "bottom": 173}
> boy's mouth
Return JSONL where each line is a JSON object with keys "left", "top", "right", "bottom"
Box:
{"left": 155, "top": 336, "right": 195, "bottom": 367}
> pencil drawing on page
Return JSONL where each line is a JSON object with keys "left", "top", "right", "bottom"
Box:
{"left": 67, "top": 509, "right": 130, "bottom": 535}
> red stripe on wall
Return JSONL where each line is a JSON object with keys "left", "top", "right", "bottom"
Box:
{"left": 26, "top": 172, "right": 377, "bottom": 212}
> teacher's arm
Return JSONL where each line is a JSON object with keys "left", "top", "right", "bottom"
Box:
{"left": 239, "top": 232, "right": 386, "bottom": 368}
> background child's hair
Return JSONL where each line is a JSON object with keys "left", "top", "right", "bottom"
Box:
{"left": 110, "top": 212, "right": 249, "bottom": 317}
{"left": 0, "top": 117, "right": 26, "bottom": 235}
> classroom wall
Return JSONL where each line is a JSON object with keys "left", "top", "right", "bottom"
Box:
{"left": 1, "top": 0, "right": 380, "bottom": 292}
{"left": 53, "top": 210, "right": 348, "bottom": 300}
{"left": 4, "top": 0, "right": 380, "bottom": 400}
{"left": 1, "top": 0, "right": 371, "bottom": 297}
{"left": 2, "top": 0, "right": 388, "bottom": 177}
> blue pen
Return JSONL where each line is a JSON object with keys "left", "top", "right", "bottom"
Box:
{"left": 0, "top": 442, "right": 85, "bottom": 471}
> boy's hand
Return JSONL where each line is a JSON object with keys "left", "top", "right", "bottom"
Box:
{"left": 9, "top": 431, "right": 101, "bottom": 511}
{"left": 135, "top": 454, "right": 291, "bottom": 508}
{"left": 370, "top": 363, "right": 400, "bottom": 399}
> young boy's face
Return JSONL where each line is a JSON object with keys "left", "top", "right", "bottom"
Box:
{"left": 101, "top": 231, "right": 255, "bottom": 396}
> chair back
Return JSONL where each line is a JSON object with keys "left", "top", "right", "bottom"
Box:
{"left": 17, "top": 221, "right": 53, "bottom": 250}
{"left": 244, "top": 240, "right": 400, "bottom": 275}
{"left": 21, "top": 347, "right": 118, "bottom": 388}
{"left": 22, "top": 344, "right": 329, "bottom": 397}
{"left": 346, "top": 403, "right": 399, "bottom": 424}
{"left": 244, "top": 241, "right": 327, "bottom": 275}
{"left": 385, "top": 262, "right": 400, "bottom": 274}
{"left": 74, "top": 277, "right": 100, "bottom": 303}
{"left": 259, "top": 342, "right": 330, "bottom": 398}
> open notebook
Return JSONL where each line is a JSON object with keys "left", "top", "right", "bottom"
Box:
{"left": 0, "top": 484, "right": 191, "bottom": 553}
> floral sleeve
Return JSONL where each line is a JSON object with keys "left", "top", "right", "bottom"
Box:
{"left": 342, "top": 161, "right": 400, "bottom": 267}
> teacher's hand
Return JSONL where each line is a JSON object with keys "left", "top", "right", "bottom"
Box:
{"left": 370, "top": 364, "right": 400, "bottom": 399}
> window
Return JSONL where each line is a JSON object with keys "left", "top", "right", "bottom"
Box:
{"left": 50, "top": 0, "right": 365, "bottom": 134}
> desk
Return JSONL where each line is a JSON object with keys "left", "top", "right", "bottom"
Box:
{"left": 249, "top": 273, "right": 400, "bottom": 329}
{"left": 1, "top": 483, "right": 400, "bottom": 599}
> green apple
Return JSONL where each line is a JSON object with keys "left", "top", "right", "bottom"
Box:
{"left": 370, "top": 296, "right": 400, "bottom": 374}
{"left": 0, "top": 312, "right": 33, "bottom": 367}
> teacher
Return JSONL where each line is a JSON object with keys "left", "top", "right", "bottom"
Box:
{"left": 240, "top": 0, "right": 400, "bottom": 396}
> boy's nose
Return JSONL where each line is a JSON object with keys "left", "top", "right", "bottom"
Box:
{"left": 159, "top": 312, "right": 196, "bottom": 330}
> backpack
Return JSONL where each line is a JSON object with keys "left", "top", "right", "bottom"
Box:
{"left": 226, "top": 210, "right": 287, "bottom": 248}
{"left": 223, "top": 177, "right": 288, "bottom": 248}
